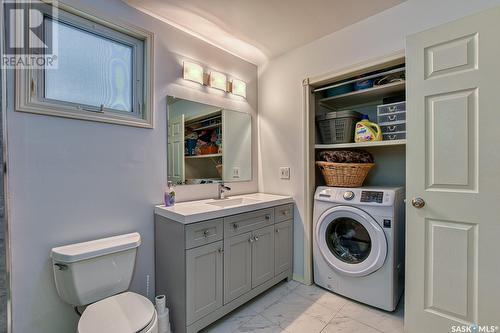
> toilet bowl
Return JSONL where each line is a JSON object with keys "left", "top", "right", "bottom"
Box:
{"left": 78, "top": 292, "right": 158, "bottom": 333}
{"left": 50, "top": 233, "right": 158, "bottom": 333}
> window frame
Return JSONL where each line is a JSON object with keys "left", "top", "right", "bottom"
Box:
{"left": 15, "top": 2, "right": 154, "bottom": 128}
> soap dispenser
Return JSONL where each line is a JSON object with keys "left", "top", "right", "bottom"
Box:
{"left": 164, "top": 181, "right": 175, "bottom": 207}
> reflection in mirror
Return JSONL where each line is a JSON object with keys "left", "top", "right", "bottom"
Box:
{"left": 167, "top": 97, "right": 252, "bottom": 185}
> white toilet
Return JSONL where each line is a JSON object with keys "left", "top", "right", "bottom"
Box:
{"left": 50, "top": 232, "right": 158, "bottom": 333}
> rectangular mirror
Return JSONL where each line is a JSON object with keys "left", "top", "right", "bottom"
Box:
{"left": 167, "top": 97, "right": 252, "bottom": 185}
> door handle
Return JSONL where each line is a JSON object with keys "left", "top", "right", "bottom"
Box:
{"left": 411, "top": 197, "right": 425, "bottom": 209}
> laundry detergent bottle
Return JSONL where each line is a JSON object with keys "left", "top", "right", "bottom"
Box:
{"left": 354, "top": 115, "right": 382, "bottom": 142}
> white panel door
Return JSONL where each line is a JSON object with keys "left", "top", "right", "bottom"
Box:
{"left": 167, "top": 115, "right": 184, "bottom": 184}
{"left": 406, "top": 7, "right": 500, "bottom": 333}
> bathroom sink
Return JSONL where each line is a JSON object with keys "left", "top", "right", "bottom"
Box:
{"left": 155, "top": 192, "right": 293, "bottom": 224}
{"left": 206, "top": 197, "right": 261, "bottom": 208}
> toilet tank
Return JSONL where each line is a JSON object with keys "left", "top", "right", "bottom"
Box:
{"left": 50, "top": 232, "right": 141, "bottom": 306}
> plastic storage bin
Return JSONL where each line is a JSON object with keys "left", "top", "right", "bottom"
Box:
{"left": 378, "top": 111, "right": 406, "bottom": 124}
{"left": 383, "top": 132, "right": 406, "bottom": 141}
{"left": 381, "top": 122, "right": 406, "bottom": 133}
{"left": 377, "top": 101, "right": 406, "bottom": 115}
{"left": 325, "top": 84, "right": 353, "bottom": 97}
{"left": 316, "top": 110, "right": 362, "bottom": 144}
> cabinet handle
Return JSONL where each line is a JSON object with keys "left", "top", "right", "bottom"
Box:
{"left": 388, "top": 106, "right": 396, "bottom": 112}
{"left": 218, "top": 247, "right": 224, "bottom": 254}
{"left": 388, "top": 115, "right": 397, "bottom": 121}
{"left": 281, "top": 211, "right": 287, "bottom": 215}
{"left": 249, "top": 237, "right": 254, "bottom": 243}
{"left": 233, "top": 223, "right": 239, "bottom": 229}
{"left": 388, "top": 125, "right": 396, "bottom": 131}
{"left": 276, "top": 229, "right": 280, "bottom": 233}
{"left": 254, "top": 236, "right": 259, "bottom": 241}
{"left": 265, "top": 214, "right": 271, "bottom": 220}
{"left": 203, "top": 230, "right": 209, "bottom": 237}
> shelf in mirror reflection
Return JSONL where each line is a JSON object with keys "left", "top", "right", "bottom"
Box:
{"left": 185, "top": 153, "right": 222, "bottom": 159}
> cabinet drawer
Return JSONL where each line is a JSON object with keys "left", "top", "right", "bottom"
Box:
{"left": 377, "top": 101, "right": 406, "bottom": 115}
{"left": 224, "top": 208, "right": 274, "bottom": 237}
{"left": 383, "top": 131, "right": 406, "bottom": 141}
{"left": 274, "top": 204, "right": 293, "bottom": 223}
{"left": 378, "top": 111, "right": 406, "bottom": 124}
{"left": 185, "top": 219, "right": 223, "bottom": 249}
{"left": 381, "top": 122, "right": 406, "bottom": 133}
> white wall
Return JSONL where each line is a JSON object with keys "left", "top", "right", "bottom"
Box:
{"left": 5, "top": 0, "right": 257, "bottom": 332}
{"left": 257, "top": 0, "right": 500, "bottom": 281}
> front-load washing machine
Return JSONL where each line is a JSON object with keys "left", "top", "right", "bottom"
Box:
{"left": 313, "top": 186, "right": 405, "bottom": 311}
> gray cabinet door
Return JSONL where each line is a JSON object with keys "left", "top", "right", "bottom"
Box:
{"left": 186, "top": 241, "right": 223, "bottom": 325}
{"left": 251, "top": 225, "right": 275, "bottom": 288}
{"left": 274, "top": 220, "right": 292, "bottom": 275}
{"left": 224, "top": 232, "right": 252, "bottom": 304}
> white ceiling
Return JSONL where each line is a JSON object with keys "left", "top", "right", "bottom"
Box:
{"left": 126, "top": 0, "right": 405, "bottom": 65}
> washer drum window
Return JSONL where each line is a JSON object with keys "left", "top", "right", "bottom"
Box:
{"left": 316, "top": 206, "right": 387, "bottom": 277}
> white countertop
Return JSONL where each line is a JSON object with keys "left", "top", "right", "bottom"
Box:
{"left": 154, "top": 192, "right": 294, "bottom": 224}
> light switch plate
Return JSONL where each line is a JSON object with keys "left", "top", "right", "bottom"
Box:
{"left": 232, "top": 167, "right": 240, "bottom": 178}
{"left": 280, "top": 167, "right": 290, "bottom": 179}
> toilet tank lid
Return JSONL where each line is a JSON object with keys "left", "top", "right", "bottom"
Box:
{"left": 51, "top": 232, "right": 141, "bottom": 263}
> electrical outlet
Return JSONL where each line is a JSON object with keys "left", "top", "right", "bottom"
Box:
{"left": 280, "top": 167, "right": 290, "bottom": 179}
{"left": 232, "top": 167, "right": 240, "bottom": 178}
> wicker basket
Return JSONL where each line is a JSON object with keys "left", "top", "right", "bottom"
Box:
{"left": 316, "top": 161, "right": 374, "bottom": 187}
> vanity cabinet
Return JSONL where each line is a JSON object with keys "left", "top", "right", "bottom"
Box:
{"left": 224, "top": 232, "right": 252, "bottom": 303}
{"left": 251, "top": 225, "right": 275, "bottom": 288}
{"left": 186, "top": 241, "right": 223, "bottom": 324}
{"left": 274, "top": 220, "right": 293, "bottom": 275}
{"left": 155, "top": 203, "right": 293, "bottom": 333}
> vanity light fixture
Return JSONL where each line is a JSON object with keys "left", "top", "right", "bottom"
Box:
{"left": 209, "top": 70, "right": 228, "bottom": 91}
{"left": 182, "top": 60, "right": 246, "bottom": 98}
{"left": 183, "top": 61, "right": 204, "bottom": 85}
{"left": 230, "top": 79, "right": 247, "bottom": 98}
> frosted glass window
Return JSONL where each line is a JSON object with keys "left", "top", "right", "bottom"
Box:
{"left": 16, "top": 4, "right": 152, "bottom": 128}
{"left": 45, "top": 20, "right": 134, "bottom": 113}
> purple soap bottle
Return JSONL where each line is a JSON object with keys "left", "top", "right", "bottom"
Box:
{"left": 164, "top": 181, "right": 175, "bottom": 207}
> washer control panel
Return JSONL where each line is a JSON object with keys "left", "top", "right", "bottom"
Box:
{"left": 315, "top": 186, "right": 402, "bottom": 207}
{"left": 343, "top": 191, "right": 355, "bottom": 201}
{"left": 360, "top": 191, "right": 384, "bottom": 204}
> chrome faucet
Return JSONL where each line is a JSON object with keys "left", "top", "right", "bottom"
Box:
{"left": 218, "top": 183, "right": 231, "bottom": 199}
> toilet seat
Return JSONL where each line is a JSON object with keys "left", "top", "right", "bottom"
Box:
{"left": 78, "top": 292, "right": 157, "bottom": 333}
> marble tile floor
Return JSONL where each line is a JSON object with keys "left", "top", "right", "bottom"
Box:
{"left": 201, "top": 280, "right": 404, "bottom": 333}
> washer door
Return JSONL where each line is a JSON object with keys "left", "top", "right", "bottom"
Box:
{"left": 316, "top": 206, "right": 387, "bottom": 277}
